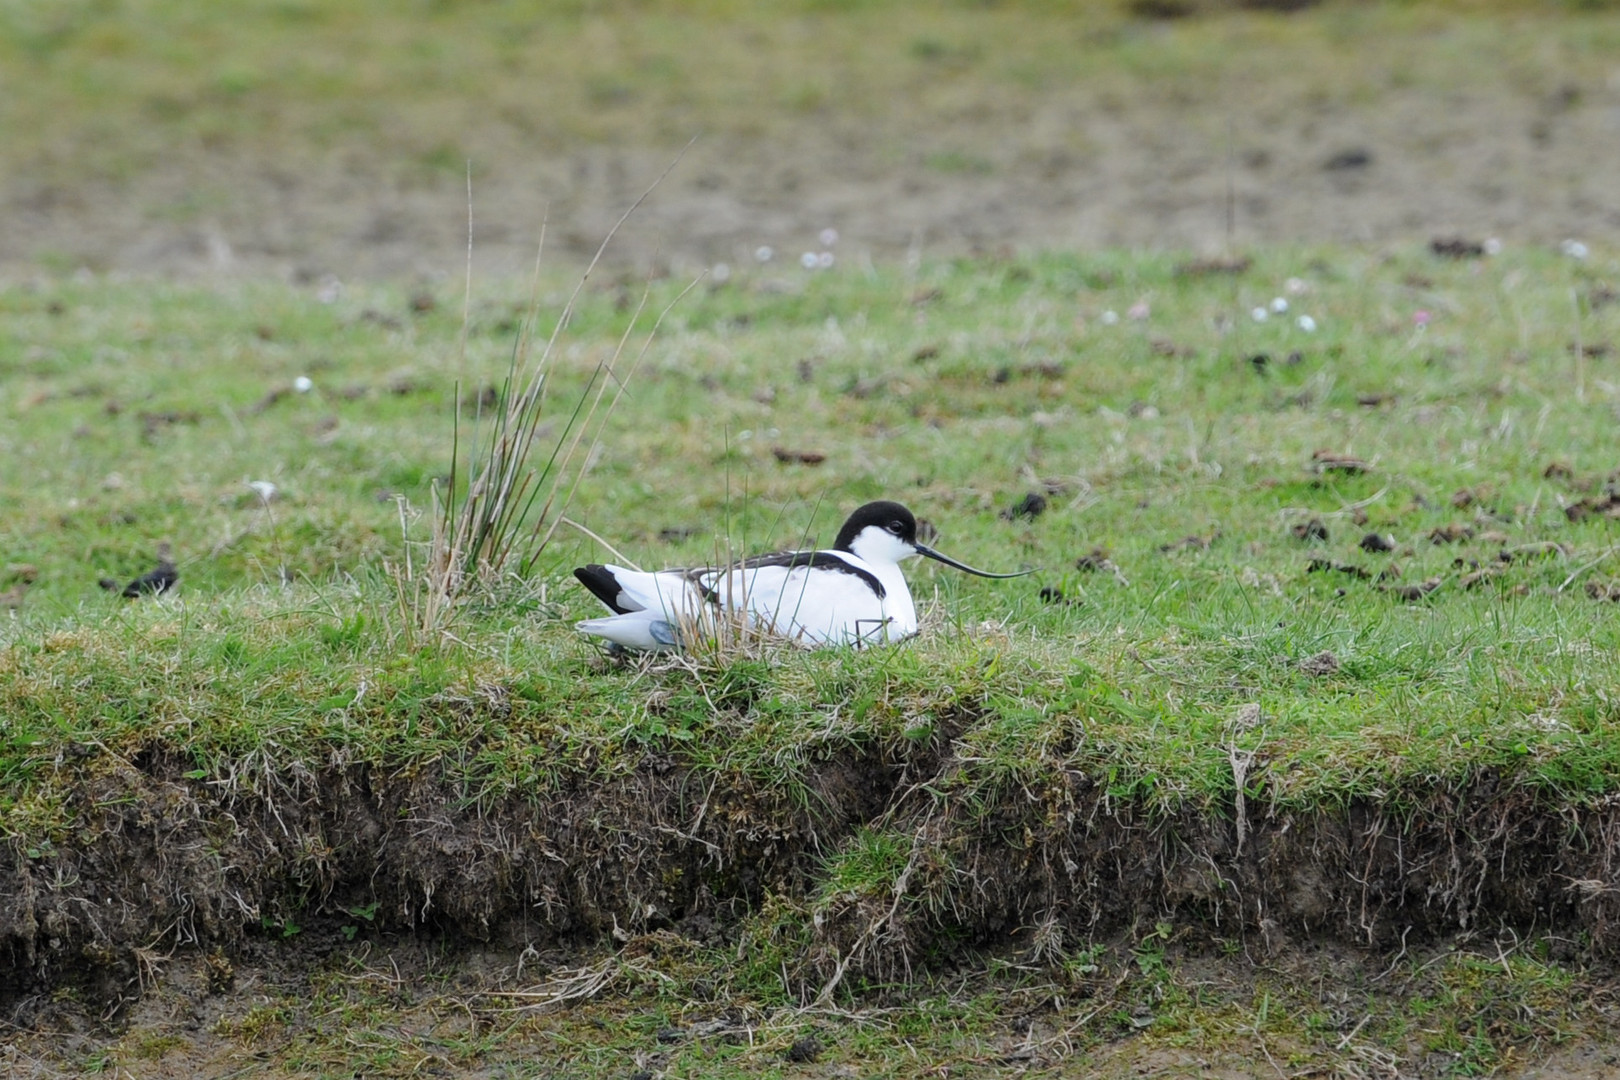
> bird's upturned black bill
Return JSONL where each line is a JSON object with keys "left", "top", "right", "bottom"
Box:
{"left": 916, "top": 543, "right": 1036, "bottom": 579}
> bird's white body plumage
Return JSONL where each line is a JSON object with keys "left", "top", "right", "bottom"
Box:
{"left": 576, "top": 528, "right": 917, "bottom": 650}
{"left": 573, "top": 502, "right": 1030, "bottom": 653}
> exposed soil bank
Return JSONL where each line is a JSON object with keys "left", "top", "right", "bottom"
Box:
{"left": 5, "top": 736, "right": 1619, "bottom": 1017}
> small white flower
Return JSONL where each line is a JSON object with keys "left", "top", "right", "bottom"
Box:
{"left": 819, "top": 227, "right": 839, "bottom": 247}
{"left": 1285, "top": 277, "right": 1308, "bottom": 295}
{"left": 800, "top": 252, "right": 818, "bottom": 269}
{"left": 248, "top": 480, "right": 278, "bottom": 502}
{"left": 293, "top": 375, "right": 313, "bottom": 393}
{"left": 1561, "top": 239, "right": 1590, "bottom": 259}
{"left": 1251, "top": 307, "right": 1269, "bottom": 322}
{"left": 1484, "top": 237, "right": 1502, "bottom": 256}
{"left": 711, "top": 263, "right": 731, "bottom": 284}
{"left": 1270, "top": 296, "right": 1289, "bottom": 313}
{"left": 1296, "top": 314, "right": 1318, "bottom": 333}
{"left": 755, "top": 245, "right": 774, "bottom": 263}
{"left": 816, "top": 251, "right": 835, "bottom": 269}
{"left": 1100, "top": 310, "right": 1119, "bottom": 325}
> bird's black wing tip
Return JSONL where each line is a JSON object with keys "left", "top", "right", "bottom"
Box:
{"left": 574, "top": 564, "right": 634, "bottom": 614}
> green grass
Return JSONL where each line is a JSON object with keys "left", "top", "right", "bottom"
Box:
{"left": 5, "top": 245, "right": 1620, "bottom": 808}
{"left": 6, "top": 244, "right": 1620, "bottom": 1074}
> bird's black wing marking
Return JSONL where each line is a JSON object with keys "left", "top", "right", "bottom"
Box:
{"left": 101, "top": 559, "right": 177, "bottom": 598}
{"left": 574, "top": 564, "right": 635, "bottom": 614}
{"left": 627, "top": 549, "right": 892, "bottom": 619}
{"left": 682, "top": 551, "right": 885, "bottom": 607}
{"left": 124, "top": 561, "right": 177, "bottom": 597}
{"left": 679, "top": 566, "right": 723, "bottom": 606}
{"left": 727, "top": 550, "right": 886, "bottom": 599}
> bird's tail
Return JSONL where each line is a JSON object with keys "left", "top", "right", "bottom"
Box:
{"left": 576, "top": 613, "right": 681, "bottom": 651}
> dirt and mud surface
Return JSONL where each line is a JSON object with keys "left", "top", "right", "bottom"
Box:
{"left": 12, "top": 88, "right": 1620, "bottom": 285}
{"left": 6, "top": 934, "right": 1618, "bottom": 1079}
{"left": 7, "top": 726, "right": 1620, "bottom": 1076}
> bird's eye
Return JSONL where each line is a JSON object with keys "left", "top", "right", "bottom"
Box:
{"left": 888, "top": 520, "right": 905, "bottom": 534}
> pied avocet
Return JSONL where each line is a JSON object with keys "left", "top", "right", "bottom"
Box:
{"left": 574, "top": 500, "right": 1032, "bottom": 651}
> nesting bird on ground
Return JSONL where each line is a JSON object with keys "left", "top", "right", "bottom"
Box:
{"left": 99, "top": 543, "right": 178, "bottom": 598}
{"left": 573, "top": 501, "right": 1032, "bottom": 651}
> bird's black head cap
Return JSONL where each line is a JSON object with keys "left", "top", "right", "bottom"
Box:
{"left": 833, "top": 501, "right": 915, "bottom": 553}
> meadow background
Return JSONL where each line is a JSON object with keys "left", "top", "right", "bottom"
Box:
{"left": 6, "top": 2, "right": 1620, "bottom": 1077}
{"left": 4, "top": 0, "right": 1619, "bottom": 279}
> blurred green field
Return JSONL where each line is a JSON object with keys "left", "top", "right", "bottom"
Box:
{"left": 6, "top": 0, "right": 1610, "bottom": 157}
{"left": 5, "top": 0, "right": 1619, "bottom": 274}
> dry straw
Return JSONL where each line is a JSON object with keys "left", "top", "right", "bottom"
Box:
{"left": 391, "top": 144, "right": 700, "bottom": 645}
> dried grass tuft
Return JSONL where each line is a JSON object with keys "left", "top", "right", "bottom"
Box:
{"left": 390, "top": 150, "right": 700, "bottom": 646}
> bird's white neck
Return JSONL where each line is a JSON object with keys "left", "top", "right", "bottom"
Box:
{"left": 846, "top": 526, "right": 915, "bottom": 568}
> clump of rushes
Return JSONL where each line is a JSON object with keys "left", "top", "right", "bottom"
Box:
{"left": 393, "top": 157, "right": 700, "bottom": 645}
